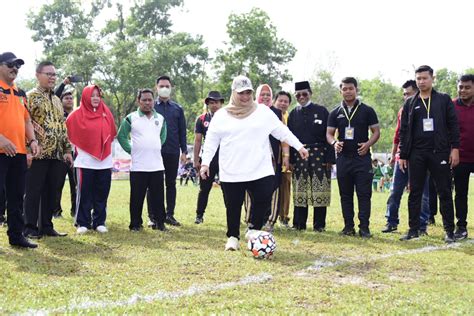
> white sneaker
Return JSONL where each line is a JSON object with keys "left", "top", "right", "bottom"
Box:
{"left": 225, "top": 236, "right": 240, "bottom": 251}
{"left": 76, "top": 226, "right": 88, "bottom": 234}
{"left": 96, "top": 225, "right": 108, "bottom": 233}
{"left": 245, "top": 229, "right": 260, "bottom": 241}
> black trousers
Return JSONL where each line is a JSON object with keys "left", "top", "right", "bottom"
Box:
{"left": 293, "top": 206, "right": 327, "bottom": 230}
{"left": 54, "top": 161, "right": 76, "bottom": 215}
{"left": 24, "top": 159, "right": 64, "bottom": 233}
{"left": 147, "top": 152, "right": 179, "bottom": 220}
{"left": 221, "top": 175, "right": 274, "bottom": 239}
{"left": 0, "top": 154, "right": 26, "bottom": 243}
{"left": 453, "top": 162, "right": 474, "bottom": 229}
{"left": 408, "top": 149, "right": 455, "bottom": 232}
{"left": 130, "top": 171, "right": 165, "bottom": 229}
{"left": 336, "top": 155, "right": 373, "bottom": 230}
{"left": 0, "top": 185, "right": 5, "bottom": 218}
{"left": 429, "top": 176, "right": 438, "bottom": 218}
{"left": 196, "top": 155, "right": 219, "bottom": 217}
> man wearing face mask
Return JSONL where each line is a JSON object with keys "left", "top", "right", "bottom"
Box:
{"left": 152, "top": 75, "right": 187, "bottom": 226}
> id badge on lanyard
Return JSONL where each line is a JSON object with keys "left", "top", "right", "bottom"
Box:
{"left": 423, "top": 118, "right": 434, "bottom": 132}
{"left": 421, "top": 97, "right": 434, "bottom": 132}
{"left": 341, "top": 103, "right": 359, "bottom": 141}
{"left": 345, "top": 127, "right": 355, "bottom": 140}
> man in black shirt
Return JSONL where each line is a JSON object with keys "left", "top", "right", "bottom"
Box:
{"left": 327, "top": 77, "right": 380, "bottom": 238}
{"left": 399, "top": 65, "right": 459, "bottom": 243}
{"left": 193, "top": 91, "right": 224, "bottom": 224}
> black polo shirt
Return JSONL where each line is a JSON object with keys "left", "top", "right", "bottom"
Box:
{"left": 328, "top": 101, "right": 379, "bottom": 156}
{"left": 412, "top": 97, "right": 435, "bottom": 150}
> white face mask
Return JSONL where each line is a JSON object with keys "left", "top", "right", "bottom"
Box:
{"left": 158, "top": 87, "right": 171, "bottom": 98}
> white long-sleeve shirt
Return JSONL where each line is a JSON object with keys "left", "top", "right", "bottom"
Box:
{"left": 201, "top": 104, "right": 304, "bottom": 182}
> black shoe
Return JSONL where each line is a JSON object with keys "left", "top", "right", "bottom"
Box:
{"left": 400, "top": 231, "right": 419, "bottom": 241}
{"left": 130, "top": 226, "right": 143, "bottom": 232}
{"left": 359, "top": 229, "right": 372, "bottom": 238}
{"left": 313, "top": 227, "right": 325, "bottom": 232}
{"left": 152, "top": 222, "right": 168, "bottom": 232}
{"left": 454, "top": 227, "right": 468, "bottom": 240}
{"left": 340, "top": 227, "right": 356, "bottom": 236}
{"left": 444, "top": 231, "right": 455, "bottom": 243}
{"left": 418, "top": 228, "right": 428, "bottom": 236}
{"left": 165, "top": 215, "right": 181, "bottom": 226}
{"left": 42, "top": 229, "right": 67, "bottom": 237}
{"left": 194, "top": 216, "right": 204, "bottom": 224}
{"left": 23, "top": 229, "right": 42, "bottom": 240}
{"left": 381, "top": 224, "right": 397, "bottom": 233}
{"left": 10, "top": 237, "right": 38, "bottom": 249}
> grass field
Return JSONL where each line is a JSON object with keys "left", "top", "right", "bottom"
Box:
{"left": 0, "top": 179, "right": 473, "bottom": 314}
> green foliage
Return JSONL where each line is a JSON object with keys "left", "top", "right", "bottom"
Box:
{"left": 359, "top": 78, "right": 401, "bottom": 153}
{"left": 27, "top": 0, "right": 207, "bottom": 127}
{"left": 434, "top": 68, "right": 458, "bottom": 97}
{"left": 127, "top": 0, "right": 184, "bottom": 37}
{"left": 310, "top": 70, "right": 340, "bottom": 108}
{"left": 214, "top": 8, "right": 296, "bottom": 98}
{"left": 15, "top": 78, "right": 37, "bottom": 92}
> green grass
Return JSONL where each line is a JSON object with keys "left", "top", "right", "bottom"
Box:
{"left": 0, "top": 179, "right": 473, "bottom": 314}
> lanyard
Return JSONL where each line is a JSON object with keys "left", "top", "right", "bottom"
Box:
{"left": 420, "top": 96, "right": 431, "bottom": 118}
{"left": 341, "top": 102, "right": 360, "bottom": 127}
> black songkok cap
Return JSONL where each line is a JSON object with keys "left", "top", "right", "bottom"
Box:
{"left": 295, "top": 81, "right": 311, "bottom": 92}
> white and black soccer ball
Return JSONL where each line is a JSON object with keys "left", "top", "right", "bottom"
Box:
{"left": 247, "top": 231, "right": 277, "bottom": 259}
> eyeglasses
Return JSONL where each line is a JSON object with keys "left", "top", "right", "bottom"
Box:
{"left": 295, "top": 92, "right": 309, "bottom": 98}
{"left": 1, "top": 62, "right": 22, "bottom": 69}
{"left": 39, "top": 72, "right": 57, "bottom": 78}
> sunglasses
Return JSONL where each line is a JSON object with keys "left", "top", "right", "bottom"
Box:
{"left": 1, "top": 62, "right": 22, "bottom": 69}
{"left": 295, "top": 92, "right": 309, "bottom": 98}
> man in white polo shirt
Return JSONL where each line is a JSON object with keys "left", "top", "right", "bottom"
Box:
{"left": 117, "top": 89, "right": 168, "bottom": 231}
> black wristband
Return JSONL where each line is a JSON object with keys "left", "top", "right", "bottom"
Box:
{"left": 29, "top": 139, "right": 38, "bottom": 146}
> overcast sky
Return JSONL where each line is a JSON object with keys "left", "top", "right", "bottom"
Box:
{"left": 2, "top": 0, "right": 473, "bottom": 88}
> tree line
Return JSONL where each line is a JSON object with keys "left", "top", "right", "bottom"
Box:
{"left": 23, "top": 0, "right": 473, "bottom": 152}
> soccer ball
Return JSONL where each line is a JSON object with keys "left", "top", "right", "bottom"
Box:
{"left": 247, "top": 231, "right": 277, "bottom": 259}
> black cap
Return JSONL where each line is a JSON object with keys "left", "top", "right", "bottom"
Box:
{"left": 295, "top": 81, "right": 311, "bottom": 92}
{"left": 205, "top": 91, "right": 225, "bottom": 104}
{"left": 0, "top": 52, "right": 25, "bottom": 65}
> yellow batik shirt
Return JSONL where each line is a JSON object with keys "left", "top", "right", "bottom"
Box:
{"left": 27, "top": 86, "right": 71, "bottom": 160}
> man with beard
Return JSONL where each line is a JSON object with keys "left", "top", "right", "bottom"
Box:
{"left": 193, "top": 91, "right": 224, "bottom": 224}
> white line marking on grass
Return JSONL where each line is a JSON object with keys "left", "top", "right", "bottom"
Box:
{"left": 21, "top": 273, "right": 272, "bottom": 315}
{"left": 20, "top": 240, "right": 473, "bottom": 315}
{"left": 297, "top": 239, "right": 474, "bottom": 275}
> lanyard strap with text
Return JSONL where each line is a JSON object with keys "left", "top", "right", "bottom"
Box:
{"left": 420, "top": 96, "right": 431, "bottom": 118}
{"left": 341, "top": 102, "right": 360, "bottom": 127}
